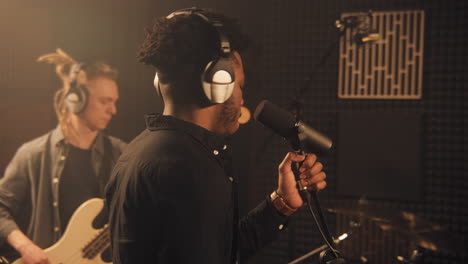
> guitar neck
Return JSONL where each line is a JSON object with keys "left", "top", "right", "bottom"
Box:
{"left": 82, "top": 225, "right": 110, "bottom": 259}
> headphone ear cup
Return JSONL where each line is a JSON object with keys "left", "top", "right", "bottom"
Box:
{"left": 65, "top": 84, "right": 88, "bottom": 114}
{"left": 153, "top": 72, "right": 161, "bottom": 97}
{"left": 201, "top": 56, "right": 235, "bottom": 103}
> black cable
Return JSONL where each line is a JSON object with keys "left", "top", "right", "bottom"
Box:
{"left": 304, "top": 190, "right": 340, "bottom": 258}
{"left": 310, "top": 192, "right": 333, "bottom": 241}
{"left": 293, "top": 154, "right": 340, "bottom": 260}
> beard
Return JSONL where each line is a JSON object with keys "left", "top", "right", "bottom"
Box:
{"left": 218, "top": 99, "right": 240, "bottom": 135}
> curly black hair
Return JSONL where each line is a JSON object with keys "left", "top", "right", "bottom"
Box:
{"left": 137, "top": 8, "right": 248, "bottom": 87}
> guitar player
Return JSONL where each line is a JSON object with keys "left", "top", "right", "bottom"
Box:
{"left": 0, "top": 49, "right": 126, "bottom": 264}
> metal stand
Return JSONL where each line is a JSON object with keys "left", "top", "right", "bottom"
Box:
{"left": 288, "top": 233, "right": 350, "bottom": 264}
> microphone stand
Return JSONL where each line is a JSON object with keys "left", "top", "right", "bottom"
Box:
{"left": 288, "top": 106, "right": 345, "bottom": 264}
{"left": 284, "top": 14, "right": 369, "bottom": 264}
{"left": 288, "top": 49, "right": 347, "bottom": 262}
{"left": 288, "top": 31, "right": 347, "bottom": 263}
{"left": 254, "top": 14, "right": 369, "bottom": 263}
{"left": 291, "top": 149, "right": 347, "bottom": 264}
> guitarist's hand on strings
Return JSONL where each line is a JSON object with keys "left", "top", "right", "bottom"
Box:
{"left": 276, "top": 152, "right": 327, "bottom": 210}
{"left": 17, "top": 243, "right": 50, "bottom": 264}
{"left": 7, "top": 230, "right": 50, "bottom": 264}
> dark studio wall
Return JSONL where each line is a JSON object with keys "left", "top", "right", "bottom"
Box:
{"left": 240, "top": 1, "right": 467, "bottom": 264}
{"left": 0, "top": 0, "right": 466, "bottom": 264}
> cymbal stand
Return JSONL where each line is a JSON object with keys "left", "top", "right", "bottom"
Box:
{"left": 396, "top": 247, "right": 425, "bottom": 264}
{"left": 288, "top": 221, "right": 360, "bottom": 264}
{"left": 288, "top": 233, "right": 349, "bottom": 264}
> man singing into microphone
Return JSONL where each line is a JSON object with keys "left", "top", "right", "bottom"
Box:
{"left": 105, "top": 8, "right": 327, "bottom": 264}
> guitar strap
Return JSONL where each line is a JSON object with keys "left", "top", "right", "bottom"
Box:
{"left": 97, "top": 135, "right": 113, "bottom": 196}
{"left": 93, "top": 135, "right": 113, "bottom": 229}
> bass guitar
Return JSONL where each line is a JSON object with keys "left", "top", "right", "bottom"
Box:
{"left": 13, "top": 198, "right": 111, "bottom": 264}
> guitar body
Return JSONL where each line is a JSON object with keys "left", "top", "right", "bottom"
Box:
{"left": 13, "top": 198, "right": 111, "bottom": 264}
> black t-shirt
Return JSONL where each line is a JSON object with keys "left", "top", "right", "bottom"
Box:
{"left": 59, "top": 144, "right": 100, "bottom": 230}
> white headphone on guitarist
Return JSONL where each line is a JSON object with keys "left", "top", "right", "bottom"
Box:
{"left": 65, "top": 63, "right": 88, "bottom": 114}
{"left": 153, "top": 7, "right": 235, "bottom": 104}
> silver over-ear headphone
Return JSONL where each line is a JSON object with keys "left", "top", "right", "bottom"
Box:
{"left": 154, "top": 72, "right": 161, "bottom": 98}
{"left": 153, "top": 8, "right": 235, "bottom": 104}
{"left": 65, "top": 63, "right": 88, "bottom": 114}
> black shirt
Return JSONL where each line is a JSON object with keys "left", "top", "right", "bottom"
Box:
{"left": 106, "top": 114, "right": 288, "bottom": 264}
{"left": 59, "top": 144, "right": 100, "bottom": 230}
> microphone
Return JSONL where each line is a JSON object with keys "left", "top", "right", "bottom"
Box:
{"left": 354, "top": 31, "right": 380, "bottom": 44}
{"left": 335, "top": 10, "right": 380, "bottom": 45}
{"left": 253, "top": 100, "right": 333, "bottom": 153}
{"left": 255, "top": 100, "right": 344, "bottom": 263}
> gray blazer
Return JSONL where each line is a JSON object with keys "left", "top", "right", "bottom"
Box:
{"left": 0, "top": 126, "right": 126, "bottom": 252}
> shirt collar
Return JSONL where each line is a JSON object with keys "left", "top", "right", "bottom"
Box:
{"left": 51, "top": 126, "right": 66, "bottom": 147}
{"left": 144, "top": 114, "right": 229, "bottom": 155}
{"left": 50, "top": 126, "right": 106, "bottom": 156}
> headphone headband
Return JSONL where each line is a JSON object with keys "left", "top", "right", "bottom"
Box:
{"left": 69, "top": 63, "right": 84, "bottom": 83}
{"left": 166, "top": 8, "right": 231, "bottom": 56}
